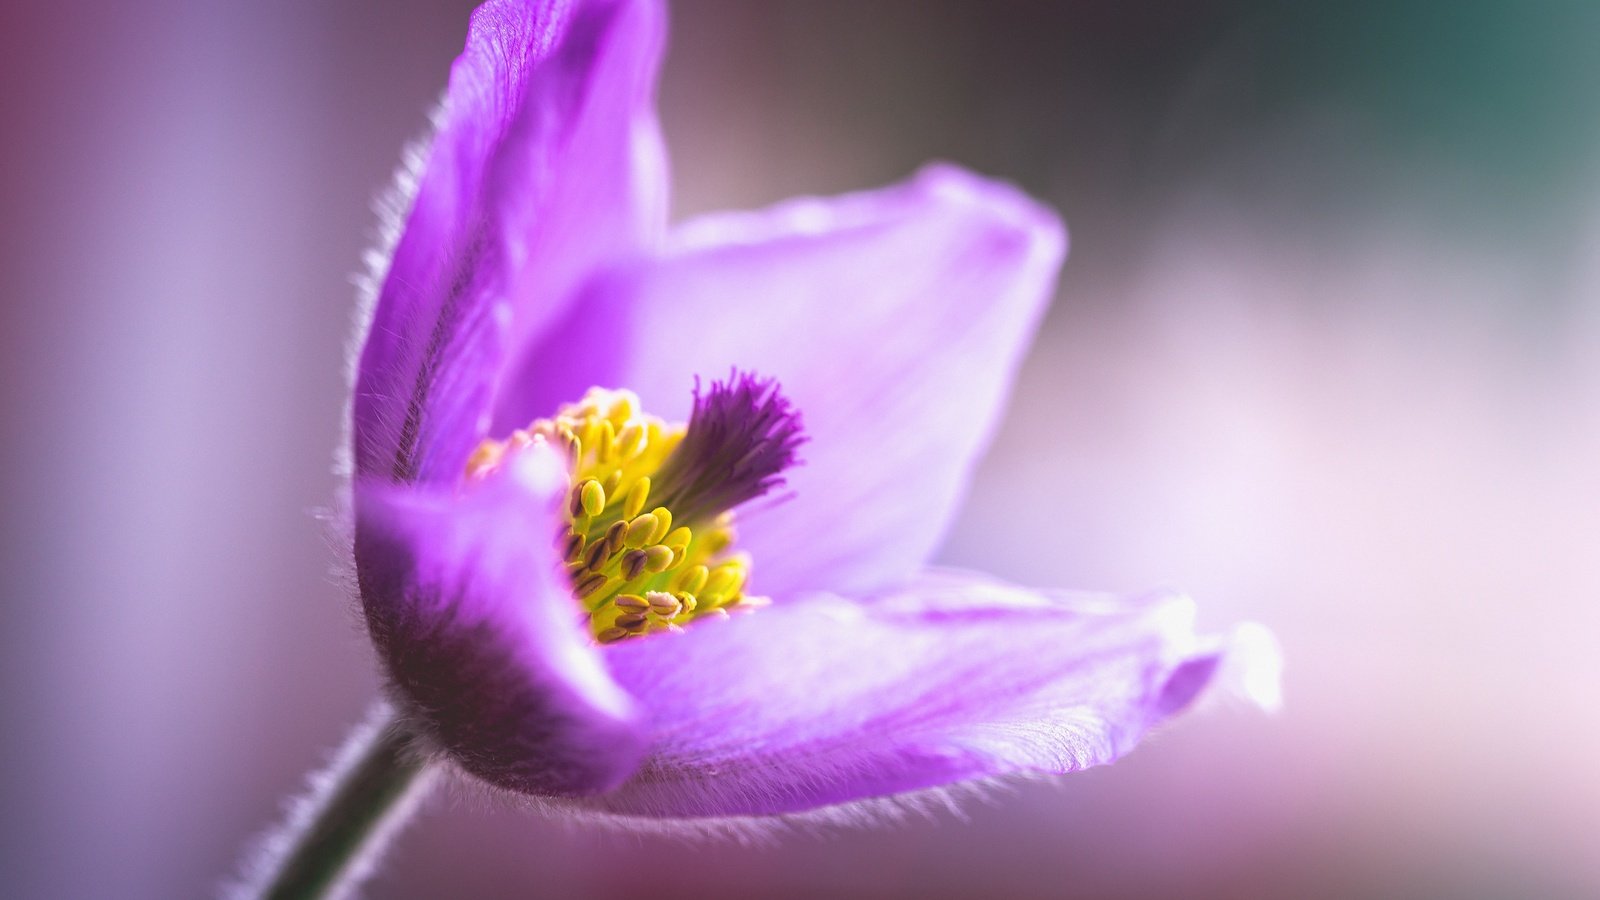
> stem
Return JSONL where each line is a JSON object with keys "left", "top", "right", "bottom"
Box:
{"left": 241, "top": 703, "right": 436, "bottom": 900}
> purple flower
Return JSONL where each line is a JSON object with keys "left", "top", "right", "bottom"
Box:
{"left": 349, "top": 0, "right": 1278, "bottom": 822}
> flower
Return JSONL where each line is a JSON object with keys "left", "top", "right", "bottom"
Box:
{"left": 349, "top": 0, "right": 1279, "bottom": 823}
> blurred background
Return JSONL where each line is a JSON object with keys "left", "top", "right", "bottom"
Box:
{"left": 4, "top": 1, "right": 1598, "bottom": 897}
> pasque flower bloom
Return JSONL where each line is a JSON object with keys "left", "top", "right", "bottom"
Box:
{"left": 349, "top": 0, "right": 1279, "bottom": 822}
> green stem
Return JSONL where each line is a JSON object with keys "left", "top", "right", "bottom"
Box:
{"left": 251, "top": 703, "right": 435, "bottom": 900}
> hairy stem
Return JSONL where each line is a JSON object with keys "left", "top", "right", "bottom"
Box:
{"left": 239, "top": 703, "right": 436, "bottom": 900}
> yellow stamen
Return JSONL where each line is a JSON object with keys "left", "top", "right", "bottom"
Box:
{"left": 623, "top": 513, "right": 658, "bottom": 549}
{"left": 624, "top": 476, "right": 650, "bottom": 519}
{"left": 647, "top": 507, "right": 672, "bottom": 544}
{"left": 562, "top": 532, "right": 585, "bottom": 564}
{"left": 616, "top": 422, "right": 645, "bottom": 460}
{"left": 614, "top": 594, "right": 649, "bottom": 613}
{"left": 646, "top": 591, "right": 681, "bottom": 617}
{"left": 465, "top": 386, "right": 767, "bottom": 642}
{"left": 573, "top": 572, "right": 610, "bottom": 599}
{"left": 664, "top": 527, "right": 692, "bottom": 553}
{"left": 620, "top": 549, "right": 650, "bottom": 581}
{"left": 676, "top": 565, "right": 708, "bottom": 594}
{"left": 579, "top": 479, "right": 606, "bottom": 517}
{"left": 642, "top": 544, "right": 675, "bottom": 574}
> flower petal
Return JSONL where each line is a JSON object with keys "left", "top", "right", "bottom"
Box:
{"left": 354, "top": 444, "right": 646, "bottom": 795}
{"left": 519, "top": 164, "right": 1065, "bottom": 596}
{"left": 353, "top": 0, "right": 666, "bottom": 484}
{"left": 582, "top": 569, "right": 1271, "bottom": 818}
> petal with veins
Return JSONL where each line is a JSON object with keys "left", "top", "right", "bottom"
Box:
{"left": 354, "top": 0, "right": 667, "bottom": 484}
{"left": 580, "top": 569, "right": 1271, "bottom": 818}
{"left": 518, "top": 164, "right": 1065, "bottom": 597}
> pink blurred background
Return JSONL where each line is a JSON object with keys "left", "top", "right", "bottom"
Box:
{"left": 4, "top": 1, "right": 1598, "bottom": 897}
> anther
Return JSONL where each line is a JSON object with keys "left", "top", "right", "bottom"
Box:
{"left": 642, "top": 544, "right": 675, "bottom": 574}
{"left": 609, "top": 392, "right": 638, "bottom": 424}
{"left": 704, "top": 565, "right": 742, "bottom": 596}
{"left": 579, "top": 479, "right": 606, "bottom": 517}
{"left": 702, "top": 529, "right": 732, "bottom": 555}
{"left": 614, "top": 594, "right": 649, "bottom": 612}
{"left": 574, "top": 572, "right": 610, "bottom": 599}
{"left": 562, "top": 531, "right": 586, "bottom": 564}
{"left": 616, "top": 422, "right": 646, "bottom": 459}
{"left": 646, "top": 591, "right": 681, "bottom": 617}
{"left": 583, "top": 538, "right": 612, "bottom": 571}
{"left": 664, "top": 527, "right": 692, "bottom": 552}
{"left": 676, "top": 565, "right": 708, "bottom": 594}
{"left": 603, "top": 520, "right": 627, "bottom": 557}
{"left": 624, "top": 476, "right": 651, "bottom": 519}
{"left": 623, "top": 514, "right": 658, "bottom": 549}
{"left": 620, "top": 549, "right": 649, "bottom": 581}
{"left": 647, "top": 507, "right": 673, "bottom": 544}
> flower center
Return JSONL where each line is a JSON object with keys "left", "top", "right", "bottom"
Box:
{"left": 464, "top": 373, "right": 804, "bottom": 643}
